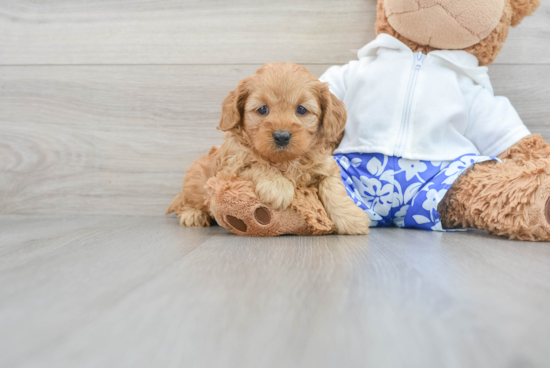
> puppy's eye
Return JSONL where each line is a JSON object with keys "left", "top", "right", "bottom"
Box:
{"left": 257, "top": 105, "right": 269, "bottom": 116}
{"left": 296, "top": 105, "right": 308, "bottom": 115}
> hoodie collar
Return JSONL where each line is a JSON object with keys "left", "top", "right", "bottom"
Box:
{"left": 357, "top": 33, "right": 492, "bottom": 93}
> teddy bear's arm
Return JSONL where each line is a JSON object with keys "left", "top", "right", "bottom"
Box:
{"left": 498, "top": 134, "right": 550, "bottom": 163}
{"left": 464, "top": 87, "right": 531, "bottom": 157}
{"left": 319, "top": 62, "right": 357, "bottom": 103}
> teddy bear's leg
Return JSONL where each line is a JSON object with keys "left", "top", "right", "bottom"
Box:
{"left": 439, "top": 135, "right": 550, "bottom": 241}
{"left": 206, "top": 177, "right": 333, "bottom": 237}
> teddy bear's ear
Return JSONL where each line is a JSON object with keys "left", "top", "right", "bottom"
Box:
{"left": 510, "top": 0, "right": 541, "bottom": 27}
{"left": 218, "top": 79, "right": 249, "bottom": 132}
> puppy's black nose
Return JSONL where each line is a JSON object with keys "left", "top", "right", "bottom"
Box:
{"left": 273, "top": 130, "right": 291, "bottom": 148}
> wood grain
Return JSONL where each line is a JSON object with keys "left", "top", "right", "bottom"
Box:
{"left": 0, "top": 215, "right": 549, "bottom": 368}
{"left": 1, "top": 64, "right": 549, "bottom": 216}
{"left": 0, "top": 0, "right": 548, "bottom": 66}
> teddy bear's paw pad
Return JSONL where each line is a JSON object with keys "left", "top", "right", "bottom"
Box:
{"left": 545, "top": 197, "right": 550, "bottom": 225}
{"left": 226, "top": 215, "right": 247, "bottom": 233}
{"left": 254, "top": 207, "right": 271, "bottom": 226}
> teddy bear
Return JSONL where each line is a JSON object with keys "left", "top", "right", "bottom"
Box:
{"left": 207, "top": 0, "right": 549, "bottom": 241}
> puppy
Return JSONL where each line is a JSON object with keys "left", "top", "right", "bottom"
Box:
{"left": 167, "top": 62, "right": 370, "bottom": 235}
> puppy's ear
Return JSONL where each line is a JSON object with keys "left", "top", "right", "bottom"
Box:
{"left": 218, "top": 79, "right": 249, "bottom": 131}
{"left": 319, "top": 83, "right": 347, "bottom": 149}
{"left": 510, "top": 0, "right": 541, "bottom": 27}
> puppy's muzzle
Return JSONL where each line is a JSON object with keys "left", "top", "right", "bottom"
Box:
{"left": 273, "top": 130, "right": 291, "bottom": 148}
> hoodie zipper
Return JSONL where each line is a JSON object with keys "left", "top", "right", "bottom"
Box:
{"left": 394, "top": 52, "right": 426, "bottom": 157}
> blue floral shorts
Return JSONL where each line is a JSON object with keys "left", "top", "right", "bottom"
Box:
{"left": 333, "top": 153, "right": 499, "bottom": 231}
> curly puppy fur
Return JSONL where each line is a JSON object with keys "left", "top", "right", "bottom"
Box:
{"left": 376, "top": 0, "right": 541, "bottom": 65}
{"left": 167, "top": 63, "right": 370, "bottom": 236}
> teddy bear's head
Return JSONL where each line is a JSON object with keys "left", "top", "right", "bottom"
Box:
{"left": 376, "top": 0, "right": 540, "bottom": 65}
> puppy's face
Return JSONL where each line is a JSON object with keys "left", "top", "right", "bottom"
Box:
{"left": 218, "top": 63, "right": 347, "bottom": 163}
{"left": 243, "top": 68, "right": 322, "bottom": 163}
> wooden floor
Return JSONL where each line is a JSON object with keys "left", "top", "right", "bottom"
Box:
{"left": 1, "top": 215, "right": 549, "bottom": 368}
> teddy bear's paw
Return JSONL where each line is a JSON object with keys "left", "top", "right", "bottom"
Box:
{"left": 225, "top": 215, "right": 248, "bottom": 233}
{"left": 224, "top": 207, "right": 272, "bottom": 234}
{"left": 220, "top": 203, "right": 314, "bottom": 237}
{"left": 522, "top": 179, "right": 550, "bottom": 242}
{"left": 207, "top": 178, "right": 313, "bottom": 236}
{"left": 253, "top": 206, "right": 272, "bottom": 225}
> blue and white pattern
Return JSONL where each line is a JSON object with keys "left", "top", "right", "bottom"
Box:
{"left": 333, "top": 153, "right": 499, "bottom": 231}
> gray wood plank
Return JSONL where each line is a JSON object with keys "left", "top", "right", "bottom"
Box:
{"left": 1, "top": 64, "right": 549, "bottom": 216}
{"left": 0, "top": 64, "right": 260, "bottom": 216}
{"left": 0, "top": 215, "right": 549, "bottom": 368}
{"left": 0, "top": 0, "right": 548, "bottom": 66}
{"left": 490, "top": 65, "right": 550, "bottom": 137}
{"left": 0, "top": 215, "right": 218, "bottom": 367}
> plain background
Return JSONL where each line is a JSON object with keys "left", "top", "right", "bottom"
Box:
{"left": 0, "top": 0, "right": 549, "bottom": 217}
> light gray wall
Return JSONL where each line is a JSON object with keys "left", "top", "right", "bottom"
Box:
{"left": 1, "top": 0, "right": 549, "bottom": 216}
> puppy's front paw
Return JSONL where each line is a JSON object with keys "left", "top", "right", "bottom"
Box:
{"left": 255, "top": 178, "right": 295, "bottom": 210}
{"left": 333, "top": 205, "right": 371, "bottom": 235}
{"left": 178, "top": 208, "right": 211, "bottom": 227}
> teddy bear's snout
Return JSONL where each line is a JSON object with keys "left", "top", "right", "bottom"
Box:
{"left": 384, "top": 0, "right": 505, "bottom": 49}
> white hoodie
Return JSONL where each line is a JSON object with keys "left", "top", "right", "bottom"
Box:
{"left": 320, "top": 34, "right": 530, "bottom": 161}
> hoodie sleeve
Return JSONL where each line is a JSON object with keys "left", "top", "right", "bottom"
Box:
{"left": 319, "top": 62, "right": 356, "bottom": 102}
{"left": 464, "top": 86, "right": 531, "bottom": 157}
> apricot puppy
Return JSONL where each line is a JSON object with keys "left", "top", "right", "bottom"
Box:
{"left": 167, "top": 62, "right": 370, "bottom": 235}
